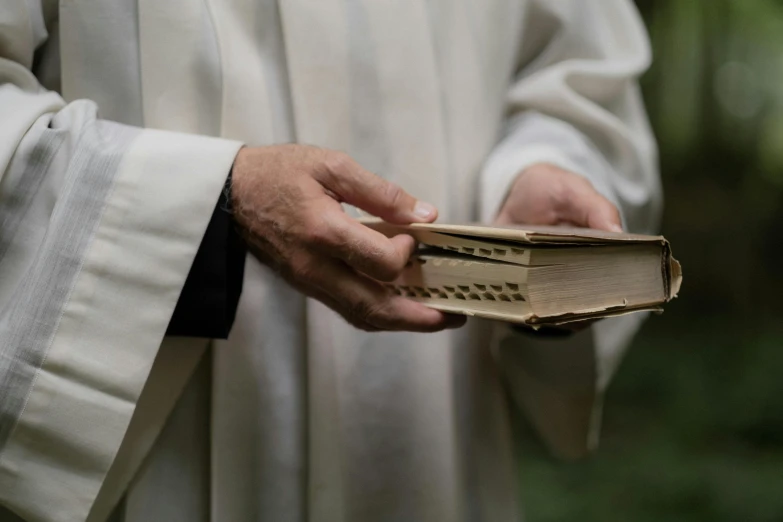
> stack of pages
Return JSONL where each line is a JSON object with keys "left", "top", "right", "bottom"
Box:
{"left": 364, "top": 220, "right": 682, "bottom": 326}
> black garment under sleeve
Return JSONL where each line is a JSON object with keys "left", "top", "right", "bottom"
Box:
{"left": 166, "top": 174, "right": 246, "bottom": 339}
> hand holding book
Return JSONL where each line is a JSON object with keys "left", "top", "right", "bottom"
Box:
{"left": 495, "top": 163, "right": 623, "bottom": 233}
{"left": 231, "top": 145, "right": 465, "bottom": 333}
{"left": 360, "top": 165, "right": 681, "bottom": 327}
{"left": 496, "top": 163, "right": 626, "bottom": 332}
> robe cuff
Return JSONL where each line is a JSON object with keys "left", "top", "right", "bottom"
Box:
{"left": 0, "top": 126, "right": 242, "bottom": 522}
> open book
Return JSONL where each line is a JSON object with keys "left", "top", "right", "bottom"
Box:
{"left": 363, "top": 219, "right": 682, "bottom": 326}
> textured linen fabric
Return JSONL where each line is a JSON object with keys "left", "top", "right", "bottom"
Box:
{"left": 0, "top": 2, "right": 243, "bottom": 521}
{"left": 1, "top": 0, "right": 660, "bottom": 521}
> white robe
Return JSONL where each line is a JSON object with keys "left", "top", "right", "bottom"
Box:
{"left": 0, "top": 1, "right": 660, "bottom": 521}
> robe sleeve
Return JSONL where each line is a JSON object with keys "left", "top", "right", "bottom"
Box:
{"left": 477, "top": 0, "right": 662, "bottom": 459}
{"left": 0, "top": 3, "right": 242, "bottom": 521}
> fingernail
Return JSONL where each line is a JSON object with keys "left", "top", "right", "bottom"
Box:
{"left": 413, "top": 201, "right": 436, "bottom": 220}
{"left": 609, "top": 224, "right": 624, "bottom": 233}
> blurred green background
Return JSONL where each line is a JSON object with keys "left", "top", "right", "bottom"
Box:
{"left": 518, "top": 1, "right": 783, "bottom": 520}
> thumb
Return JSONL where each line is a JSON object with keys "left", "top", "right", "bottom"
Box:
{"left": 562, "top": 182, "right": 623, "bottom": 233}
{"left": 320, "top": 152, "right": 438, "bottom": 224}
{"left": 585, "top": 199, "right": 623, "bottom": 233}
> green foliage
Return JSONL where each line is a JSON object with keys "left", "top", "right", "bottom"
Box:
{"left": 518, "top": 327, "right": 783, "bottom": 522}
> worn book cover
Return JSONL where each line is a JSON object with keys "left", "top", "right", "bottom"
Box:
{"left": 362, "top": 219, "right": 682, "bottom": 326}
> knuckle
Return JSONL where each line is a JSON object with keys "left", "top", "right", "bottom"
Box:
{"left": 346, "top": 299, "right": 372, "bottom": 323}
{"left": 347, "top": 298, "right": 387, "bottom": 326}
{"left": 302, "top": 220, "right": 329, "bottom": 246}
{"left": 298, "top": 214, "right": 336, "bottom": 247}
{"left": 557, "top": 175, "right": 590, "bottom": 205}
{"left": 375, "top": 254, "right": 406, "bottom": 281}
{"left": 358, "top": 242, "right": 404, "bottom": 281}
{"left": 381, "top": 181, "right": 405, "bottom": 208}
{"left": 550, "top": 178, "right": 572, "bottom": 209}
{"left": 287, "top": 254, "right": 316, "bottom": 283}
{"left": 323, "top": 151, "right": 354, "bottom": 178}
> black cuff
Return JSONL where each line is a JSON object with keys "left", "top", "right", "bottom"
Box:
{"left": 166, "top": 173, "right": 246, "bottom": 339}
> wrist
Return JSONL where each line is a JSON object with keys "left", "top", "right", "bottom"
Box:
{"left": 228, "top": 146, "right": 253, "bottom": 228}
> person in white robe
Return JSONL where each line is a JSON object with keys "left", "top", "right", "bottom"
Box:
{"left": 0, "top": 0, "right": 661, "bottom": 521}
